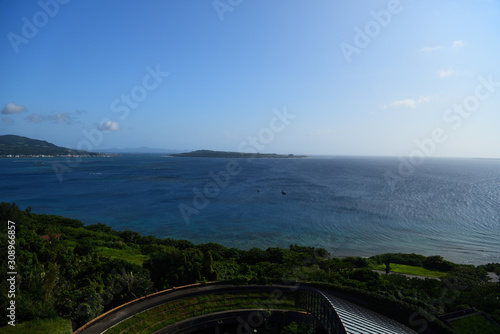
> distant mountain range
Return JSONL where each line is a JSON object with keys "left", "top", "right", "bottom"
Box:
{"left": 0, "top": 135, "right": 303, "bottom": 158}
{"left": 0, "top": 135, "right": 185, "bottom": 156}
{"left": 0, "top": 135, "right": 101, "bottom": 157}
{"left": 94, "top": 147, "right": 184, "bottom": 154}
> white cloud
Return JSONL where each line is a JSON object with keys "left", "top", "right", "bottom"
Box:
{"left": 437, "top": 67, "right": 457, "bottom": 78}
{"left": 25, "top": 114, "right": 47, "bottom": 123}
{"left": 1, "top": 102, "right": 27, "bottom": 114}
{"left": 420, "top": 41, "right": 464, "bottom": 54}
{"left": 420, "top": 45, "right": 442, "bottom": 53}
{"left": 387, "top": 96, "right": 432, "bottom": 109}
{"left": 391, "top": 99, "right": 417, "bottom": 109}
{"left": 55, "top": 112, "right": 73, "bottom": 123}
{"left": 98, "top": 120, "right": 121, "bottom": 132}
{"left": 25, "top": 112, "right": 78, "bottom": 125}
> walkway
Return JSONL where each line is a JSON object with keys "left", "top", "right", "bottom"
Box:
{"left": 487, "top": 272, "right": 499, "bottom": 283}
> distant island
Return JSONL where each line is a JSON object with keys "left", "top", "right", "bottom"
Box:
{"left": 0, "top": 135, "right": 103, "bottom": 157}
{"left": 0, "top": 137, "right": 307, "bottom": 159}
{"left": 172, "top": 150, "right": 308, "bottom": 159}
{"left": 94, "top": 147, "right": 183, "bottom": 154}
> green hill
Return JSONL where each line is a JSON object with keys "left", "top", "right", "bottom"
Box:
{"left": 0, "top": 135, "right": 100, "bottom": 156}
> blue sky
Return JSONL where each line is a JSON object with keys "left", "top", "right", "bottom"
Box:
{"left": 1, "top": 0, "right": 499, "bottom": 157}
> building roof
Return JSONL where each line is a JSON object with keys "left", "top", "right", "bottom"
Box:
{"left": 324, "top": 292, "right": 418, "bottom": 334}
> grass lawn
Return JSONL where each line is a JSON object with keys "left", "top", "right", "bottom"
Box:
{"left": 67, "top": 240, "right": 148, "bottom": 266}
{"left": 452, "top": 314, "right": 500, "bottom": 334}
{"left": 373, "top": 263, "right": 448, "bottom": 278}
{"left": 97, "top": 246, "right": 149, "bottom": 266}
{"left": 0, "top": 317, "right": 72, "bottom": 334}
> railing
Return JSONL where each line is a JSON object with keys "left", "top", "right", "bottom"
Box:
{"left": 296, "top": 287, "right": 347, "bottom": 334}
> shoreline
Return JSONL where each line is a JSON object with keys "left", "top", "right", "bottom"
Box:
{"left": 4, "top": 202, "right": 498, "bottom": 266}
{"left": 12, "top": 204, "right": 499, "bottom": 266}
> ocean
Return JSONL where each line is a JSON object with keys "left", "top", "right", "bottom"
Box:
{"left": 1, "top": 155, "right": 499, "bottom": 265}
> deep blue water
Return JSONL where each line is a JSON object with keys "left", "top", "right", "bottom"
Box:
{"left": 1, "top": 155, "right": 499, "bottom": 265}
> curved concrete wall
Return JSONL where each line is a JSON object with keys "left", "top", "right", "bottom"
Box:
{"left": 74, "top": 281, "right": 419, "bottom": 334}
{"left": 74, "top": 282, "right": 303, "bottom": 334}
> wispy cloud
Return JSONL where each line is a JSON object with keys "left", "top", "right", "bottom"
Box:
{"left": 420, "top": 40, "right": 464, "bottom": 53}
{"left": 437, "top": 67, "right": 457, "bottom": 78}
{"left": 1, "top": 102, "right": 27, "bottom": 115}
{"left": 98, "top": 120, "right": 121, "bottom": 132}
{"left": 1, "top": 117, "right": 15, "bottom": 126}
{"left": 25, "top": 112, "right": 79, "bottom": 125}
{"left": 391, "top": 99, "right": 418, "bottom": 109}
{"left": 385, "top": 96, "right": 432, "bottom": 109}
{"left": 420, "top": 45, "right": 442, "bottom": 53}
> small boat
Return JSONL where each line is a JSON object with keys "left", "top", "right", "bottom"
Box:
{"left": 282, "top": 190, "right": 286, "bottom": 195}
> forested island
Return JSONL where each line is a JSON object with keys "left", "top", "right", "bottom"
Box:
{"left": 1, "top": 202, "right": 499, "bottom": 333}
{"left": 0, "top": 135, "right": 102, "bottom": 158}
{"left": 172, "top": 150, "right": 308, "bottom": 159}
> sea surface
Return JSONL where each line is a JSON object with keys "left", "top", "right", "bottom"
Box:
{"left": 1, "top": 155, "right": 499, "bottom": 265}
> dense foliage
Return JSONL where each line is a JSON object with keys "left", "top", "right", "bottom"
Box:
{"left": 1, "top": 202, "right": 499, "bottom": 333}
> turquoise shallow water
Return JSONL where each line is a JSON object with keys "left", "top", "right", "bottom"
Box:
{"left": 1, "top": 155, "right": 499, "bottom": 265}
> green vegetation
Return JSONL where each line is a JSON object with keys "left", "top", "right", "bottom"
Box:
{"left": 1, "top": 202, "right": 499, "bottom": 333}
{"left": 106, "top": 291, "right": 298, "bottom": 334}
{"left": 452, "top": 314, "right": 500, "bottom": 334}
{"left": 172, "top": 149, "right": 307, "bottom": 159}
{"left": 97, "top": 246, "right": 149, "bottom": 266}
{"left": 281, "top": 322, "right": 315, "bottom": 334}
{"left": 370, "top": 253, "right": 457, "bottom": 271}
{"left": 0, "top": 135, "right": 101, "bottom": 156}
{"left": 479, "top": 263, "right": 500, "bottom": 276}
{"left": 0, "top": 317, "right": 72, "bottom": 334}
{"left": 372, "top": 263, "right": 448, "bottom": 278}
